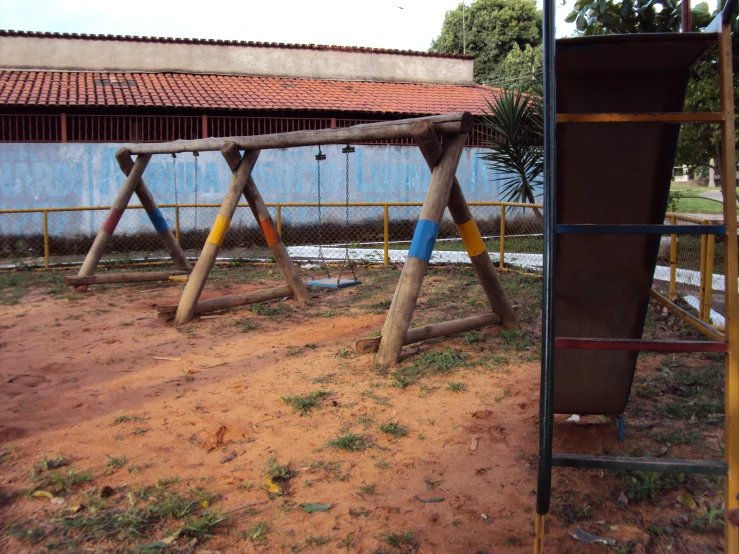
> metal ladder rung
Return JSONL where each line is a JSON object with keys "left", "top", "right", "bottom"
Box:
{"left": 554, "top": 337, "right": 728, "bottom": 353}
{"left": 555, "top": 224, "right": 726, "bottom": 235}
{"left": 557, "top": 112, "right": 724, "bottom": 123}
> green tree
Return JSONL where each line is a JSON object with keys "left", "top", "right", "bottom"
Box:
{"left": 566, "top": 0, "right": 738, "bottom": 187}
{"left": 564, "top": 0, "right": 713, "bottom": 34}
{"left": 491, "top": 44, "right": 543, "bottom": 93}
{"left": 430, "top": 0, "right": 542, "bottom": 84}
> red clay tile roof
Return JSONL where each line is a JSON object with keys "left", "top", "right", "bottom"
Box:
{"left": 0, "top": 71, "right": 499, "bottom": 115}
{"left": 0, "top": 30, "right": 473, "bottom": 60}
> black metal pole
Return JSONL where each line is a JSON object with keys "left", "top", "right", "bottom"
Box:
{"left": 536, "top": 0, "right": 557, "bottom": 517}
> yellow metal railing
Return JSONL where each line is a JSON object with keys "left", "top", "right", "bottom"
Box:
{"left": 662, "top": 211, "right": 722, "bottom": 330}
{"left": 0, "top": 200, "right": 544, "bottom": 269}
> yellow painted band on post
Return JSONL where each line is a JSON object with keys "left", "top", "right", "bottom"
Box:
{"left": 456, "top": 219, "right": 486, "bottom": 258}
{"left": 207, "top": 215, "right": 231, "bottom": 246}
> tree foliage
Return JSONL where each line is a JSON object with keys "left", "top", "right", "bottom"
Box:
{"left": 430, "top": 0, "right": 541, "bottom": 84}
{"left": 479, "top": 90, "right": 544, "bottom": 219}
{"left": 493, "top": 44, "right": 543, "bottom": 93}
{"left": 567, "top": 0, "right": 738, "bottom": 179}
{"left": 565, "top": 0, "right": 713, "bottom": 34}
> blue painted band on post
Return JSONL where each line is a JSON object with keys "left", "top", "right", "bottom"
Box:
{"left": 147, "top": 208, "right": 169, "bottom": 233}
{"left": 408, "top": 219, "right": 439, "bottom": 262}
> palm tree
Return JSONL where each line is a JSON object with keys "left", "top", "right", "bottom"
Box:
{"left": 479, "top": 89, "right": 544, "bottom": 221}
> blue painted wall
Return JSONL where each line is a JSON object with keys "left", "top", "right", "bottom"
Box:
{"left": 0, "top": 143, "right": 512, "bottom": 236}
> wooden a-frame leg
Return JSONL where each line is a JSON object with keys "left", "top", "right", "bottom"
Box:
{"left": 374, "top": 133, "right": 466, "bottom": 369}
{"left": 73, "top": 152, "right": 152, "bottom": 292}
{"left": 412, "top": 121, "right": 518, "bottom": 329}
{"left": 222, "top": 143, "right": 310, "bottom": 303}
{"left": 173, "top": 149, "right": 260, "bottom": 326}
{"left": 116, "top": 150, "right": 191, "bottom": 273}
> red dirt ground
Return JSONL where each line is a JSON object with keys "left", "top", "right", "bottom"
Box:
{"left": 0, "top": 265, "right": 728, "bottom": 553}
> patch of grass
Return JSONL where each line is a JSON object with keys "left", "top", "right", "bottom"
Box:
{"left": 447, "top": 381, "right": 466, "bottom": 392}
{"left": 336, "top": 346, "right": 355, "bottom": 358}
{"left": 7, "top": 522, "right": 44, "bottom": 543}
{"left": 390, "top": 348, "right": 468, "bottom": 388}
{"left": 360, "top": 390, "right": 391, "bottom": 406}
{"left": 622, "top": 471, "right": 676, "bottom": 503}
{"left": 266, "top": 458, "right": 297, "bottom": 482}
{"left": 105, "top": 455, "right": 128, "bottom": 473}
{"left": 499, "top": 329, "right": 533, "bottom": 351}
{"left": 359, "top": 483, "right": 377, "bottom": 495}
{"left": 33, "top": 455, "right": 70, "bottom": 472}
{"left": 313, "top": 373, "right": 338, "bottom": 385}
{"left": 464, "top": 329, "right": 485, "bottom": 344}
{"left": 251, "top": 303, "right": 285, "bottom": 316}
{"left": 58, "top": 485, "right": 223, "bottom": 544}
{"left": 238, "top": 320, "right": 258, "bottom": 332}
{"left": 374, "top": 458, "right": 390, "bottom": 470}
{"left": 383, "top": 531, "right": 416, "bottom": 548}
{"left": 180, "top": 368, "right": 195, "bottom": 382}
{"left": 281, "top": 390, "right": 331, "bottom": 415}
{"left": 305, "top": 535, "right": 331, "bottom": 546}
{"left": 652, "top": 429, "right": 701, "bottom": 445}
{"left": 112, "top": 415, "right": 147, "bottom": 426}
{"left": 328, "top": 433, "right": 371, "bottom": 452}
{"left": 659, "top": 401, "right": 723, "bottom": 421}
{"left": 65, "top": 313, "right": 83, "bottom": 320}
{"left": 132, "top": 428, "right": 150, "bottom": 436}
{"left": 285, "top": 345, "right": 304, "bottom": 356}
{"left": 120, "top": 321, "right": 134, "bottom": 327}
{"left": 379, "top": 422, "right": 407, "bottom": 437}
{"left": 241, "top": 521, "right": 268, "bottom": 542}
{"left": 30, "top": 468, "right": 94, "bottom": 494}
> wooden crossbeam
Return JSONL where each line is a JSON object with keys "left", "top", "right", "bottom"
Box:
{"left": 158, "top": 285, "right": 293, "bottom": 321}
{"left": 356, "top": 313, "right": 501, "bottom": 354}
{"left": 65, "top": 271, "right": 189, "bottom": 286}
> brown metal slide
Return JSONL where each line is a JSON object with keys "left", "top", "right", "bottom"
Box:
{"left": 553, "top": 33, "right": 717, "bottom": 415}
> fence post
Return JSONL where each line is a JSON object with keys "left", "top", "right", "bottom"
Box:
{"left": 669, "top": 215, "right": 677, "bottom": 300}
{"left": 276, "top": 205, "right": 282, "bottom": 236}
{"left": 60, "top": 113, "right": 67, "bottom": 143}
{"left": 383, "top": 204, "right": 389, "bottom": 266}
{"left": 699, "top": 227, "right": 708, "bottom": 321}
{"left": 702, "top": 218, "right": 715, "bottom": 323}
{"left": 202, "top": 115, "right": 208, "bottom": 139}
{"left": 175, "top": 205, "right": 181, "bottom": 242}
{"left": 43, "top": 211, "right": 49, "bottom": 269}
{"left": 499, "top": 207, "right": 506, "bottom": 269}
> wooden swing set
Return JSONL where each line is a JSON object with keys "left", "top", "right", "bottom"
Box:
{"left": 68, "top": 112, "right": 518, "bottom": 367}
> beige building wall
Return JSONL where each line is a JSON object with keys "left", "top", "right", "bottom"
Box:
{"left": 0, "top": 35, "right": 474, "bottom": 85}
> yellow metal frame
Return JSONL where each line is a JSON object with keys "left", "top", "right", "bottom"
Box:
{"left": 1, "top": 200, "right": 541, "bottom": 269}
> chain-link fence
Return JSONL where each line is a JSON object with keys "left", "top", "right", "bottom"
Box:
{"left": 1, "top": 202, "right": 730, "bottom": 326}
{"left": 652, "top": 213, "right": 729, "bottom": 330}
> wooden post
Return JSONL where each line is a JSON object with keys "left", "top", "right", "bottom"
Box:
{"left": 374, "top": 133, "right": 466, "bottom": 368}
{"left": 73, "top": 153, "right": 152, "bottom": 291}
{"left": 60, "top": 113, "right": 67, "bottom": 143}
{"left": 222, "top": 143, "right": 309, "bottom": 304}
{"left": 158, "top": 285, "right": 293, "bottom": 320}
{"left": 116, "top": 150, "right": 191, "bottom": 272}
{"left": 718, "top": 16, "right": 739, "bottom": 550}
{"left": 65, "top": 270, "right": 188, "bottom": 286}
{"left": 173, "top": 149, "right": 260, "bottom": 326}
{"left": 411, "top": 121, "right": 518, "bottom": 328}
{"left": 356, "top": 312, "right": 501, "bottom": 354}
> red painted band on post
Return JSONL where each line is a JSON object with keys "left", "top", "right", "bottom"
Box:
{"left": 101, "top": 208, "right": 124, "bottom": 234}
{"left": 554, "top": 337, "right": 728, "bottom": 353}
{"left": 259, "top": 217, "right": 281, "bottom": 247}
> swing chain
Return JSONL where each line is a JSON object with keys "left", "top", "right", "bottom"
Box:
{"left": 171, "top": 153, "right": 178, "bottom": 205}
{"left": 315, "top": 148, "right": 330, "bottom": 278}
{"left": 193, "top": 152, "right": 199, "bottom": 231}
{"left": 337, "top": 145, "right": 357, "bottom": 283}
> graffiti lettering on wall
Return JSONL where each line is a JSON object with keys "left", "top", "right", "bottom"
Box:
{"left": 0, "top": 143, "right": 507, "bottom": 237}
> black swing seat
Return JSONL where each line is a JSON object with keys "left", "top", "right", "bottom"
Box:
{"left": 307, "top": 277, "right": 362, "bottom": 289}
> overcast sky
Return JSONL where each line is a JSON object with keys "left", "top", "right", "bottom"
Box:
{"left": 0, "top": 0, "right": 582, "bottom": 51}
